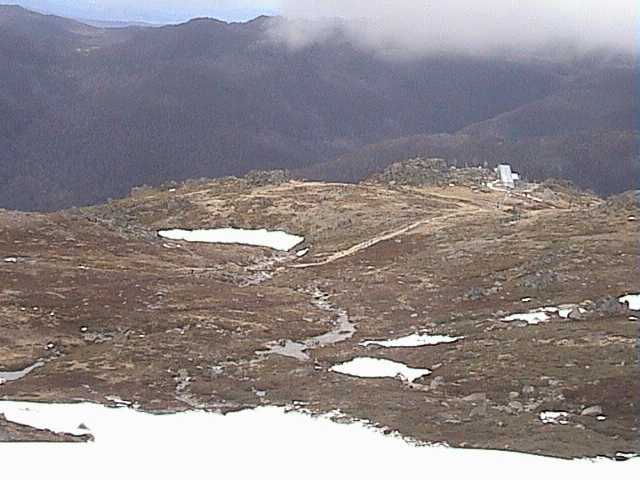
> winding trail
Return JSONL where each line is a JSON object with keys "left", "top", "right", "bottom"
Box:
{"left": 292, "top": 206, "right": 480, "bottom": 269}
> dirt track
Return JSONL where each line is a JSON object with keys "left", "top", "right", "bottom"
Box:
{"left": 0, "top": 175, "right": 637, "bottom": 458}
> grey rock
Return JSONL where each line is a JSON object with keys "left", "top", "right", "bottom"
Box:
{"left": 508, "top": 401, "right": 524, "bottom": 412}
{"left": 244, "top": 169, "right": 291, "bottom": 187}
{"left": 429, "top": 376, "right": 445, "bottom": 389}
{"left": 594, "top": 297, "right": 624, "bottom": 314}
{"left": 465, "top": 287, "right": 485, "bottom": 301}
{"left": 581, "top": 405, "right": 604, "bottom": 417}
{"left": 464, "top": 286, "right": 500, "bottom": 301}
{"left": 568, "top": 307, "right": 583, "bottom": 320}
{"left": 469, "top": 402, "right": 488, "bottom": 418}
{"left": 519, "top": 271, "right": 560, "bottom": 290}
{"left": 524, "top": 402, "right": 541, "bottom": 412}
{"left": 463, "top": 392, "right": 487, "bottom": 403}
{"left": 369, "top": 158, "right": 493, "bottom": 188}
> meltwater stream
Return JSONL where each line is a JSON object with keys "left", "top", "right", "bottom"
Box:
{"left": 0, "top": 361, "right": 44, "bottom": 384}
{"left": 258, "top": 289, "right": 356, "bottom": 361}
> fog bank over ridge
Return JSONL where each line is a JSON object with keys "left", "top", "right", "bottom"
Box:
{"left": 273, "top": 0, "right": 637, "bottom": 57}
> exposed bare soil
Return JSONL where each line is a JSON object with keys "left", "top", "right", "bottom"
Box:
{"left": 0, "top": 172, "right": 637, "bottom": 458}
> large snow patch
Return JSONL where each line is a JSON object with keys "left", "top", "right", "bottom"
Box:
{"left": 0, "top": 401, "right": 637, "bottom": 479}
{"left": 158, "top": 228, "right": 304, "bottom": 252}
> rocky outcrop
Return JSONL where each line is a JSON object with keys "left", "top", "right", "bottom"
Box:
{"left": 367, "top": 158, "right": 493, "bottom": 188}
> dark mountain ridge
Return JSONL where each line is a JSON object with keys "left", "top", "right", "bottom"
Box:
{"left": 0, "top": 5, "right": 637, "bottom": 211}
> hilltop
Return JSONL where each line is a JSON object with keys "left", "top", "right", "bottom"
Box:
{"left": 0, "top": 164, "right": 637, "bottom": 458}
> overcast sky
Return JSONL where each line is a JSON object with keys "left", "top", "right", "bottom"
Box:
{"left": 10, "top": 1, "right": 637, "bottom": 54}
{"left": 11, "top": 1, "right": 280, "bottom": 22}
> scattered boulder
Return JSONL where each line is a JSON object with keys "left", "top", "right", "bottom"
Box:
{"left": 508, "top": 401, "right": 524, "bottom": 413}
{"left": 244, "top": 169, "right": 291, "bottom": 187}
{"left": 429, "top": 376, "right": 445, "bottom": 390}
{"left": 581, "top": 405, "right": 604, "bottom": 417}
{"left": 519, "top": 271, "right": 559, "bottom": 290}
{"left": 594, "top": 297, "right": 625, "bottom": 315}
{"left": 368, "top": 158, "right": 493, "bottom": 188}
{"left": 602, "top": 190, "right": 639, "bottom": 212}
{"left": 567, "top": 307, "right": 583, "bottom": 320}
{"left": 463, "top": 392, "right": 488, "bottom": 403}
{"left": 469, "top": 402, "right": 488, "bottom": 418}
{"left": 464, "top": 286, "right": 499, "bottom": 301}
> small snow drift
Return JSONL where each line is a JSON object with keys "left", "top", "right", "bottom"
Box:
{"left": 501, "top": 311, "right": 550, "bottom": 325}
{"left": 500, "top": 305, "right": 585, "bottom": 325}
{"left": 360, "top": 334, "right": 462, "bottom": 348}
{"left": 330, "top": 357, "right": 431, "bottom": 382}
{"left": 541, "top": 306, "right": 584, "bottom": 319}
{"left": 539, "top": 411, "right": 571, "bottom": 425}
{"left": 158, "top": 228, "right": 304, "bottom": 252}
{"left": 619, "top": 294, "right": 640, "bottom": 311}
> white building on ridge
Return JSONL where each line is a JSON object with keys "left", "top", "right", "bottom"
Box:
{"left": 497, "top": 164, "right": 519, "bottom": 189}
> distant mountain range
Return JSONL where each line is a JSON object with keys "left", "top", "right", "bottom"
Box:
{"left": 74, "top": 18, "right": 161, "bottom": 29}
{"left": 1, "top": 5, "right": 637, "bottom": 211}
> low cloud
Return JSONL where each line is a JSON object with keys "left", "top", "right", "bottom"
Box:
{"left": 272, "top": 0, "right": 637, "bottom": 57}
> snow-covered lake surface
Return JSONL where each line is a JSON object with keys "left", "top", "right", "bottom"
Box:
{"left": 619, "top": 294, "right": 640, "bottom": 311}
{"left": 330, "top": 357, "right": 431, "bottom": 382}
{"left": 0, "top": 401, "right": 637, "bottom": 480}
{"left": 360, "top": 333, "right": 462, "bottom": 348}
{"left": 158, "top": 228, "right": 304, "bottom": 252}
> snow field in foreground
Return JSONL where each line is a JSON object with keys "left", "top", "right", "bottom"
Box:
{"left": 0, "top": 401, "right": 637, "bottom": 480}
